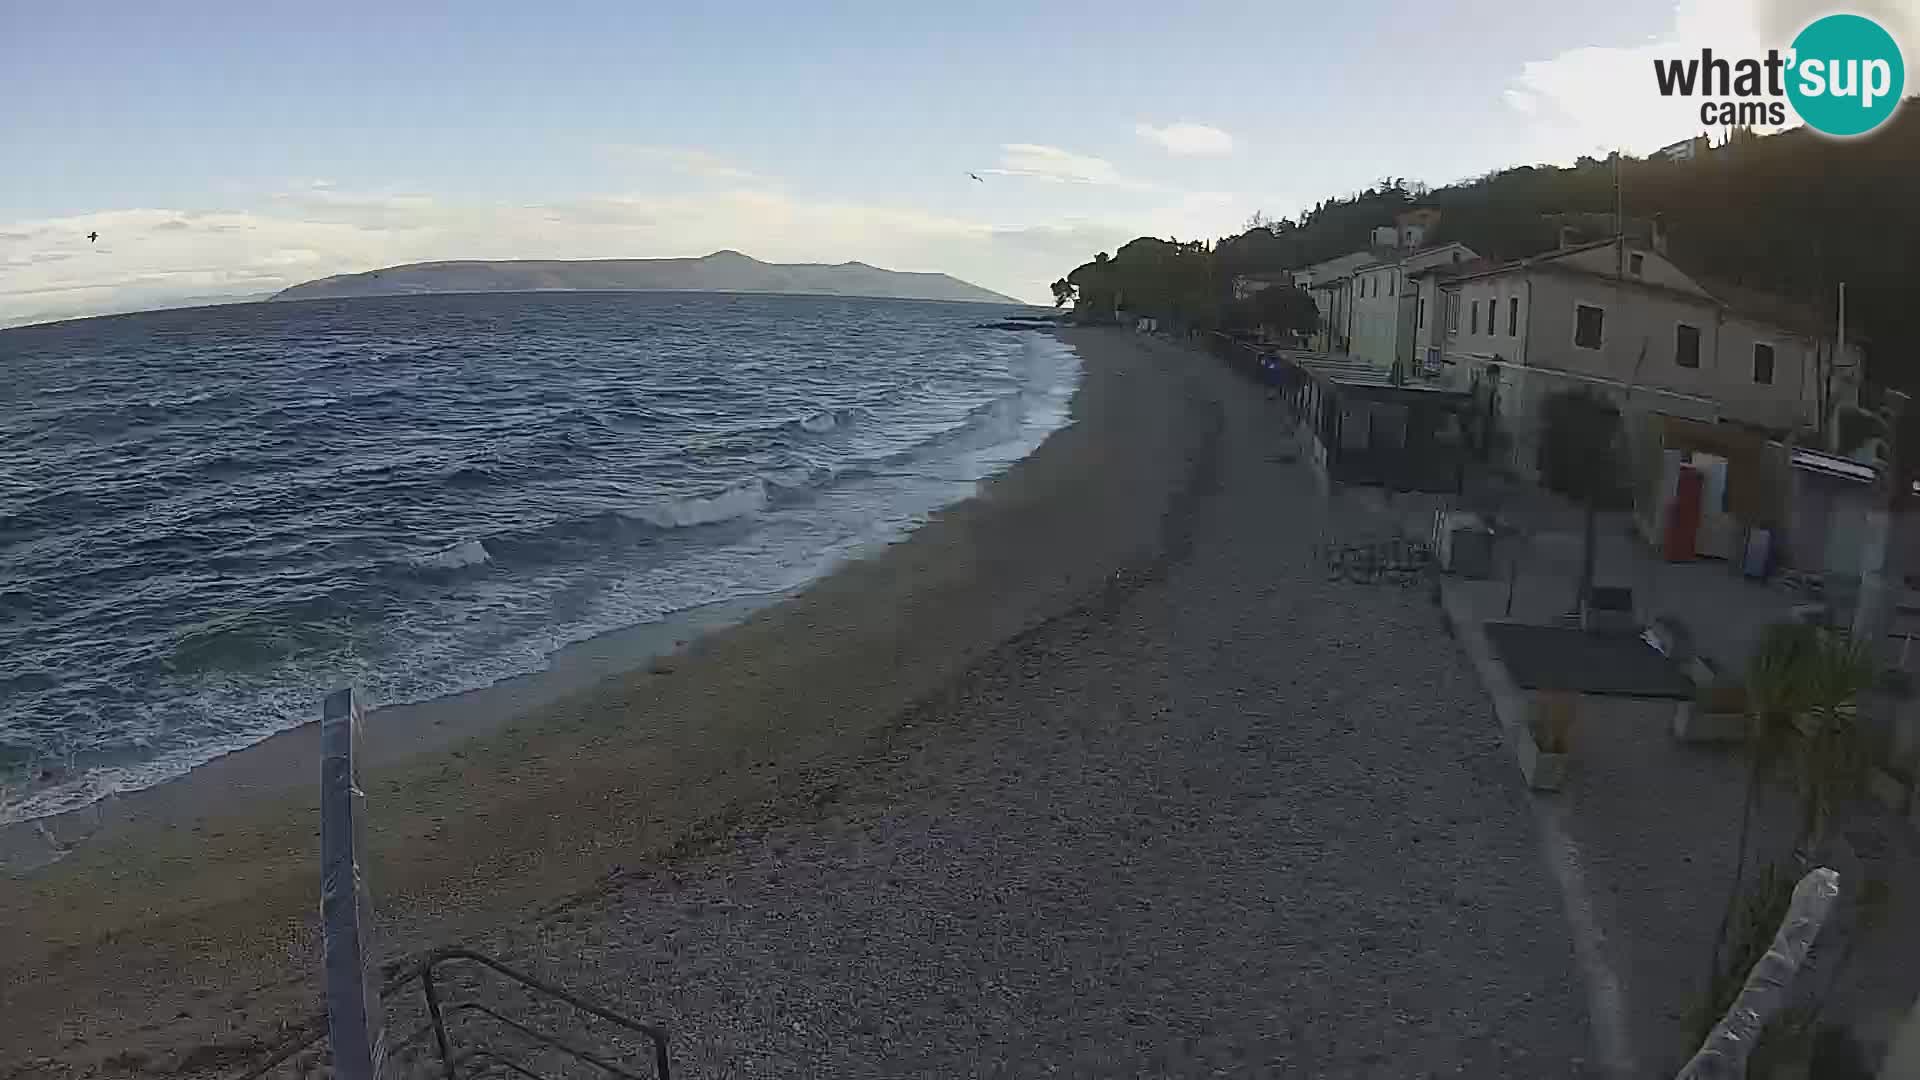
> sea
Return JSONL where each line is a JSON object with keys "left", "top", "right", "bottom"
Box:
{"left": 0, "top": 292, "right": 1079, "bottom": 824}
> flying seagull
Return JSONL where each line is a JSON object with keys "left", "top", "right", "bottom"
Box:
{"left": 87, "top": 231, "right": 98, "bottom": 242}
{"left": 968, "top": 173, "right": 983, "bottom": 182}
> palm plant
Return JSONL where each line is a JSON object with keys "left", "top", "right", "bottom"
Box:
{"left": 1700, "top": 622, "right": 1874, "bottom": 1036}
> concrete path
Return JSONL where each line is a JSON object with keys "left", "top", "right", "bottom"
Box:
{"left": 461, "top": 336, "right": 1594, "bottom": 1077}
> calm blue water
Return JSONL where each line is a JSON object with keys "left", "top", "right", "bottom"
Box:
{"left": 0, "top": 292, "right": 1077, "bottom": 822}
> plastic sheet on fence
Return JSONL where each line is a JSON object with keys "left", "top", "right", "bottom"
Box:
{"left": 1673, "top": 867, "right": 1840, "bottom": 1080}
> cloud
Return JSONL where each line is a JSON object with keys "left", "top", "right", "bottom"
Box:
{"left": 1134, "top": 122, "right": 1235, "bottom": 156}
{"left": 980, "top": 143, "right": 1149, "bottom": 188}
{"left": 603, "top": 145, "right": 759, "bottom": 182}
{"left": 1501, "top": 0, "right": 1918, "bottom": 163}
{"left": 0, "top": 133, "right": 1266, "bottom": 324}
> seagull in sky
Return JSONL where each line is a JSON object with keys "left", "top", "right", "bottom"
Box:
{"left": 968, "top": 173, "right": 983, "bottom": 183}
{"left": 87, "top": 231, "right": 98, "bottom": 242}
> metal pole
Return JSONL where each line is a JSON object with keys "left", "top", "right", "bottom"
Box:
{"left": 1838, "top": 281, "right": 1847, "bottom": 370}
{"left": 1612, "top": 152, "right": 1624, "bottom": 282}
{"left": 321, "top": 687, "right": 387, "bottom": 1080}
{"left": 1827, "top": 281, "right": 1846, "bottom": 442}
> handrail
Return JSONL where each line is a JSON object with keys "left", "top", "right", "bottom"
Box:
{"left": 456, "top": 1049, "right": 553, "bottom": 1080}
{"left": 224, "top": 947, "right": 670, "bottom": 1080}
{"left": 445, "top": 1002, "right": 650, "bottom": 1080}
{"left": 420, "top": 948, "right": 670, "bottom": 1080}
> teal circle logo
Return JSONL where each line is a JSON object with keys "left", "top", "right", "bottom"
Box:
{"left": 1787, "top": 14, "right": 1905, "bottom": 136}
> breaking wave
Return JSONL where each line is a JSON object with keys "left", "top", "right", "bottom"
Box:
{"left": 0, "top": 294, "right": 1078, "bottom": 825}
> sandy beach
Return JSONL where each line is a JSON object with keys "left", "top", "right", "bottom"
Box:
{"left": 0, "top": 327, "right": 1208, "bottom": 1068}
{"left": 1, "top": 328, "right": 1588, "bottom": 1076}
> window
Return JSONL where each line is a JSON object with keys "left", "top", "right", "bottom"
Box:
{"left": 1675, "top": 324, "right": 1700, "bottom": 368}
{"left": 1417, "top": 296, "right": 1427, "bottom": 328}
{"left": 1507, "top": 296, "right": 1519, "bottom": 336}
{"left": 1387, "top": 273, "right": 1395, "bottom": 296}
{"left": 1574, "top": 304, "right": 1604, "bottom": 349}
{"left": 1446, "top": 293, "right": 1460, "bottom": 333}
{"left": 1754, "top": 342, "right": 1775, "bottom": 384}
{"left": 1470, "top": 300, "right": 1479, "bottom": 335}
{"left": 1629, "top": 253, "right": 1645, "bottom": 276}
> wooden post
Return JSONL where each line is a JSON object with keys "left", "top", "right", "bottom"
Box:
{"left": 321, "top": 688, "right": 386, "bottom": 1080}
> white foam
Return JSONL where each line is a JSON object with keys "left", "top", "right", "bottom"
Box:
{"left": 633, "top": 478, "right": 769, "bottom": 529}
{"left": 412, "top": 539, "right": 490, "bottom": 570}
{"left": 800, "top": 411, "right": 838, "bottom": 434}
{"left": 0, "top": 334, "right": 1088, "bottom": 830}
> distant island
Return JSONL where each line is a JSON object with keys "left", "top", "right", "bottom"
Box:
{"left": 271, "top": 250, "right": 1021, "bottom": 305}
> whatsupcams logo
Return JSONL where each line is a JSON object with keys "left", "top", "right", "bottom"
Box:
{"left": 1652, "top": 13, "right": 1905, "bottom": 136}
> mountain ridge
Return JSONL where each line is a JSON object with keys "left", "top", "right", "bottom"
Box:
{"left": 271, "top": 251, "right": 1021, "bottom": 305}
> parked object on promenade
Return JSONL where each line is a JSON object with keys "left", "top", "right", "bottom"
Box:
{"left": 1430, "top": 510, "right": 1494, "bottom": 578}
{"left": 1583, "top": 585, "right": 1638, "bottom": 634}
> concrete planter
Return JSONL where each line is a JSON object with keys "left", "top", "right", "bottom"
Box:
{"left": 1674, "top": 657, "right": 1749, "bottom": 743}
{"left": 1672, "top": 701, "right": 1750, "bottom": 743}
{"left": 1520, "top": 691, "right": 1575, "bottom": 791}
{"left": 1518, "top": 726, "right": 1569, "bottom": 790}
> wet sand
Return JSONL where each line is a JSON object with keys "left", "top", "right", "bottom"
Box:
{"left": 0, "top": 328, "right": 1209, "bottom": 1072}
{"left": 0, "top": 593, "right": 778, "bottom": 875}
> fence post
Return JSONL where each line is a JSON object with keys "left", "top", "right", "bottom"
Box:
{"left": 321, "top": 687, "right": 386, "bottom": 1080}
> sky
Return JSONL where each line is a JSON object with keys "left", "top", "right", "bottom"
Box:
{"left": 1, "top": 0, "right": 1914, "bottom": 324}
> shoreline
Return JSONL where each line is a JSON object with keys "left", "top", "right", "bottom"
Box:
{"left": 1, "top": 327, "right": 1211, "bottom": 1069}
{"left": 0, "top": 590, "right": 783, "bottom": 875}
{"left": 3, "top": 289, "right": 1040, "bottom": 335}
{"left": 2, "top": 326, "right": 1077, "bottom": 865}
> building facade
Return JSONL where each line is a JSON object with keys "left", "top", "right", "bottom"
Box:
{"left": 1437, "top": 239, "right": 1860, "bottom": 472}
{"left": 1342, "top": 242, "right": 1477, "bottom": 374}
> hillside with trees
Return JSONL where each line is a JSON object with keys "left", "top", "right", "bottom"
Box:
{"left": 1063, "top": 104, "right": 1918, "bottom": 386}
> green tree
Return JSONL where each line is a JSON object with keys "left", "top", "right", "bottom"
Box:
{"left": 1248, "top": 284, "right": 1318, "bottom": 338}
{"left": 1535, "top": 389, "right": 1628, "bottom": 608}
{"left": 1223, "top": 284, "right": 1318, "bottom": 339}
{"left": 1050, "top": 278, "right": 1076, "bottom": 308}
{"left": 1066, "top": 252, "right": 1116, "bottom": 321}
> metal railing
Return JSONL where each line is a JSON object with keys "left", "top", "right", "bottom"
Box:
{"left": 230, "top": 947, "right": 671, "bottom": 1080}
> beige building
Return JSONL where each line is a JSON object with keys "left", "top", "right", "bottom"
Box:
{"left": 1436, "top": 239, "right": 1859, "bottom": 471}
{"left": 1343, "top": 242, "right": 1477, "bottom": 374}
